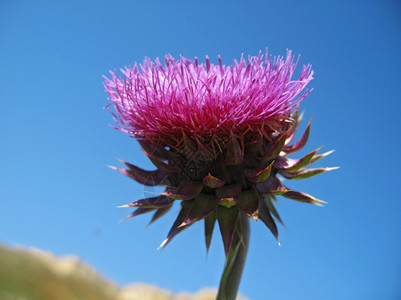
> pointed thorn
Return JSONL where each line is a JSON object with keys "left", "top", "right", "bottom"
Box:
{"left": 323, "top": 149, "right": 335, "bottom": 156}
{"left": 177, "top": 222, "right": 187, "bottom": 228}
{"left": 306, "top": 195, "right": 327, "bottom": 206}
{"left": 327, "top": 166, "right": 340, "bottom": 171}
{"left": 117, "top": 204, "right": 130, "bottom": 208}
{"left": 250, "top": 215, "right": 258, "bottom": 222}
{"left": 108, "top": 165, "right": 118, "bottom": 170}
{"left": 298, "top": 110, "right": 305, "bottom": 123}
{"left": 313, "top": 198, "right": 327, "bottom": 204}
{"left": 311, "top": 197, "right": 328, "bottom": 206}
{"left": 157, "top": 239, "right": 168, "bottom": 250}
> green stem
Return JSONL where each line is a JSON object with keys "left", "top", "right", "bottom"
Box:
{"left": 216, "top": 213, "right": 250, "bottom": 300}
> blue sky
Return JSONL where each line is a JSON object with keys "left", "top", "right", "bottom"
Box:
{"left": 1, "top": 0, "right": 400, "bottom": 299}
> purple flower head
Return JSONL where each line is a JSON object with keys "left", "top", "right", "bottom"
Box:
{"left": 104, "top": 50, "right": 334, "bottom": 299}
{"left": 104, "top": 50, "right": 313, "bottom": 150}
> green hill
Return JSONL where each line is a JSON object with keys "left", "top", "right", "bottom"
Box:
{"left": 0, "top": 244, "right": 247, "bottom": 300}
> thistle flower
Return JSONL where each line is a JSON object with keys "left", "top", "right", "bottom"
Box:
{"left": 104, "top": 50, "right": 336, "bottom": 300}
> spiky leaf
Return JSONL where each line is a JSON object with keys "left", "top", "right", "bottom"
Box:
{"left": 282, "top": 119, "right": 311, "bottom": 154}
{"left": 204, "top": 211, "right": 217, "bottom": 253}
{"left": 119, "top": 195, "right": 174, "bottom": 208}
{"left": 161, "top": 181, "right": 203, "bottom": 200}
{"left": 120, "top": 207, "right": 155, "bottom": 222}
{"left": 138, "top": 140, "right": 170, "bottom": 160}
{"left": 149, "top": 205, "right": 173, "bottom": 225}
{"left": 258, "top": 197, "right": 279, "bottom": 243}
{"left": 144, "top": 151, "right": 180, "bottom": 173}
{"left": 217, "top": 207, "right": 239, "bottom": 256}
{"left": 111, "top": 160, "right": 169, "bottom": 186}
{"left": 282, "top": 190, "right": 326, "bottom": 206}
{"left": 180, "top": 193, "right": 218, "bottom": 227}
{"left": 238, "top": 189, "right": 259, "bottom": 220}
{"left": 308, "top": 150, "right": 335, "bottom": 165}
{"left": 259, "top": 134, "right": 286, "bottom": 163}
{"left": 203, "top": 173, "right": 226, "bottom": 188}
{"left": 244, "top": 160, "right": 274, "bottom": 183}
{"left": 225, "top": 135, "right": 243, "bottom": 166}
{"left": 216, "top": 183, "right": 241, "bottom": 208}
{"left": 158, "top": 200, "right": 194, "bottom": 249}
{"left": 284, "top": 108, "right": 303, "bottom": 146}
{"left": 256, "top": 176, "right": 290, "bottom": 195}
{"left": 280, "top": 167, "right": 338, "bottom": 180}
{"left": 275, "top": 146, "right": 322, "bottom": 172}
{"left": 264, "top": 195, "right": 285, "bottom": 226}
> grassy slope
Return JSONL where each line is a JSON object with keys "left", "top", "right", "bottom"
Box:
{"left": 0, "top": 244, "right": 247, "bottom": 300}
{"left": 0, "top": 244, "right": 118, "bottom": 300}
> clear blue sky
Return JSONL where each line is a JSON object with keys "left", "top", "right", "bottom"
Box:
{"left": 1, "top": 1, "right": 400, "bottom": 299}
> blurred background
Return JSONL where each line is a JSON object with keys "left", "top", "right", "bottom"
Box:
{"left": 1, "top": 0, "right": 400, "bottom": 299}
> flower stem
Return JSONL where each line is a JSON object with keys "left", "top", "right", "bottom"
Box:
{"left": 216, "top": 213, "right": 250, "bottom": 300}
